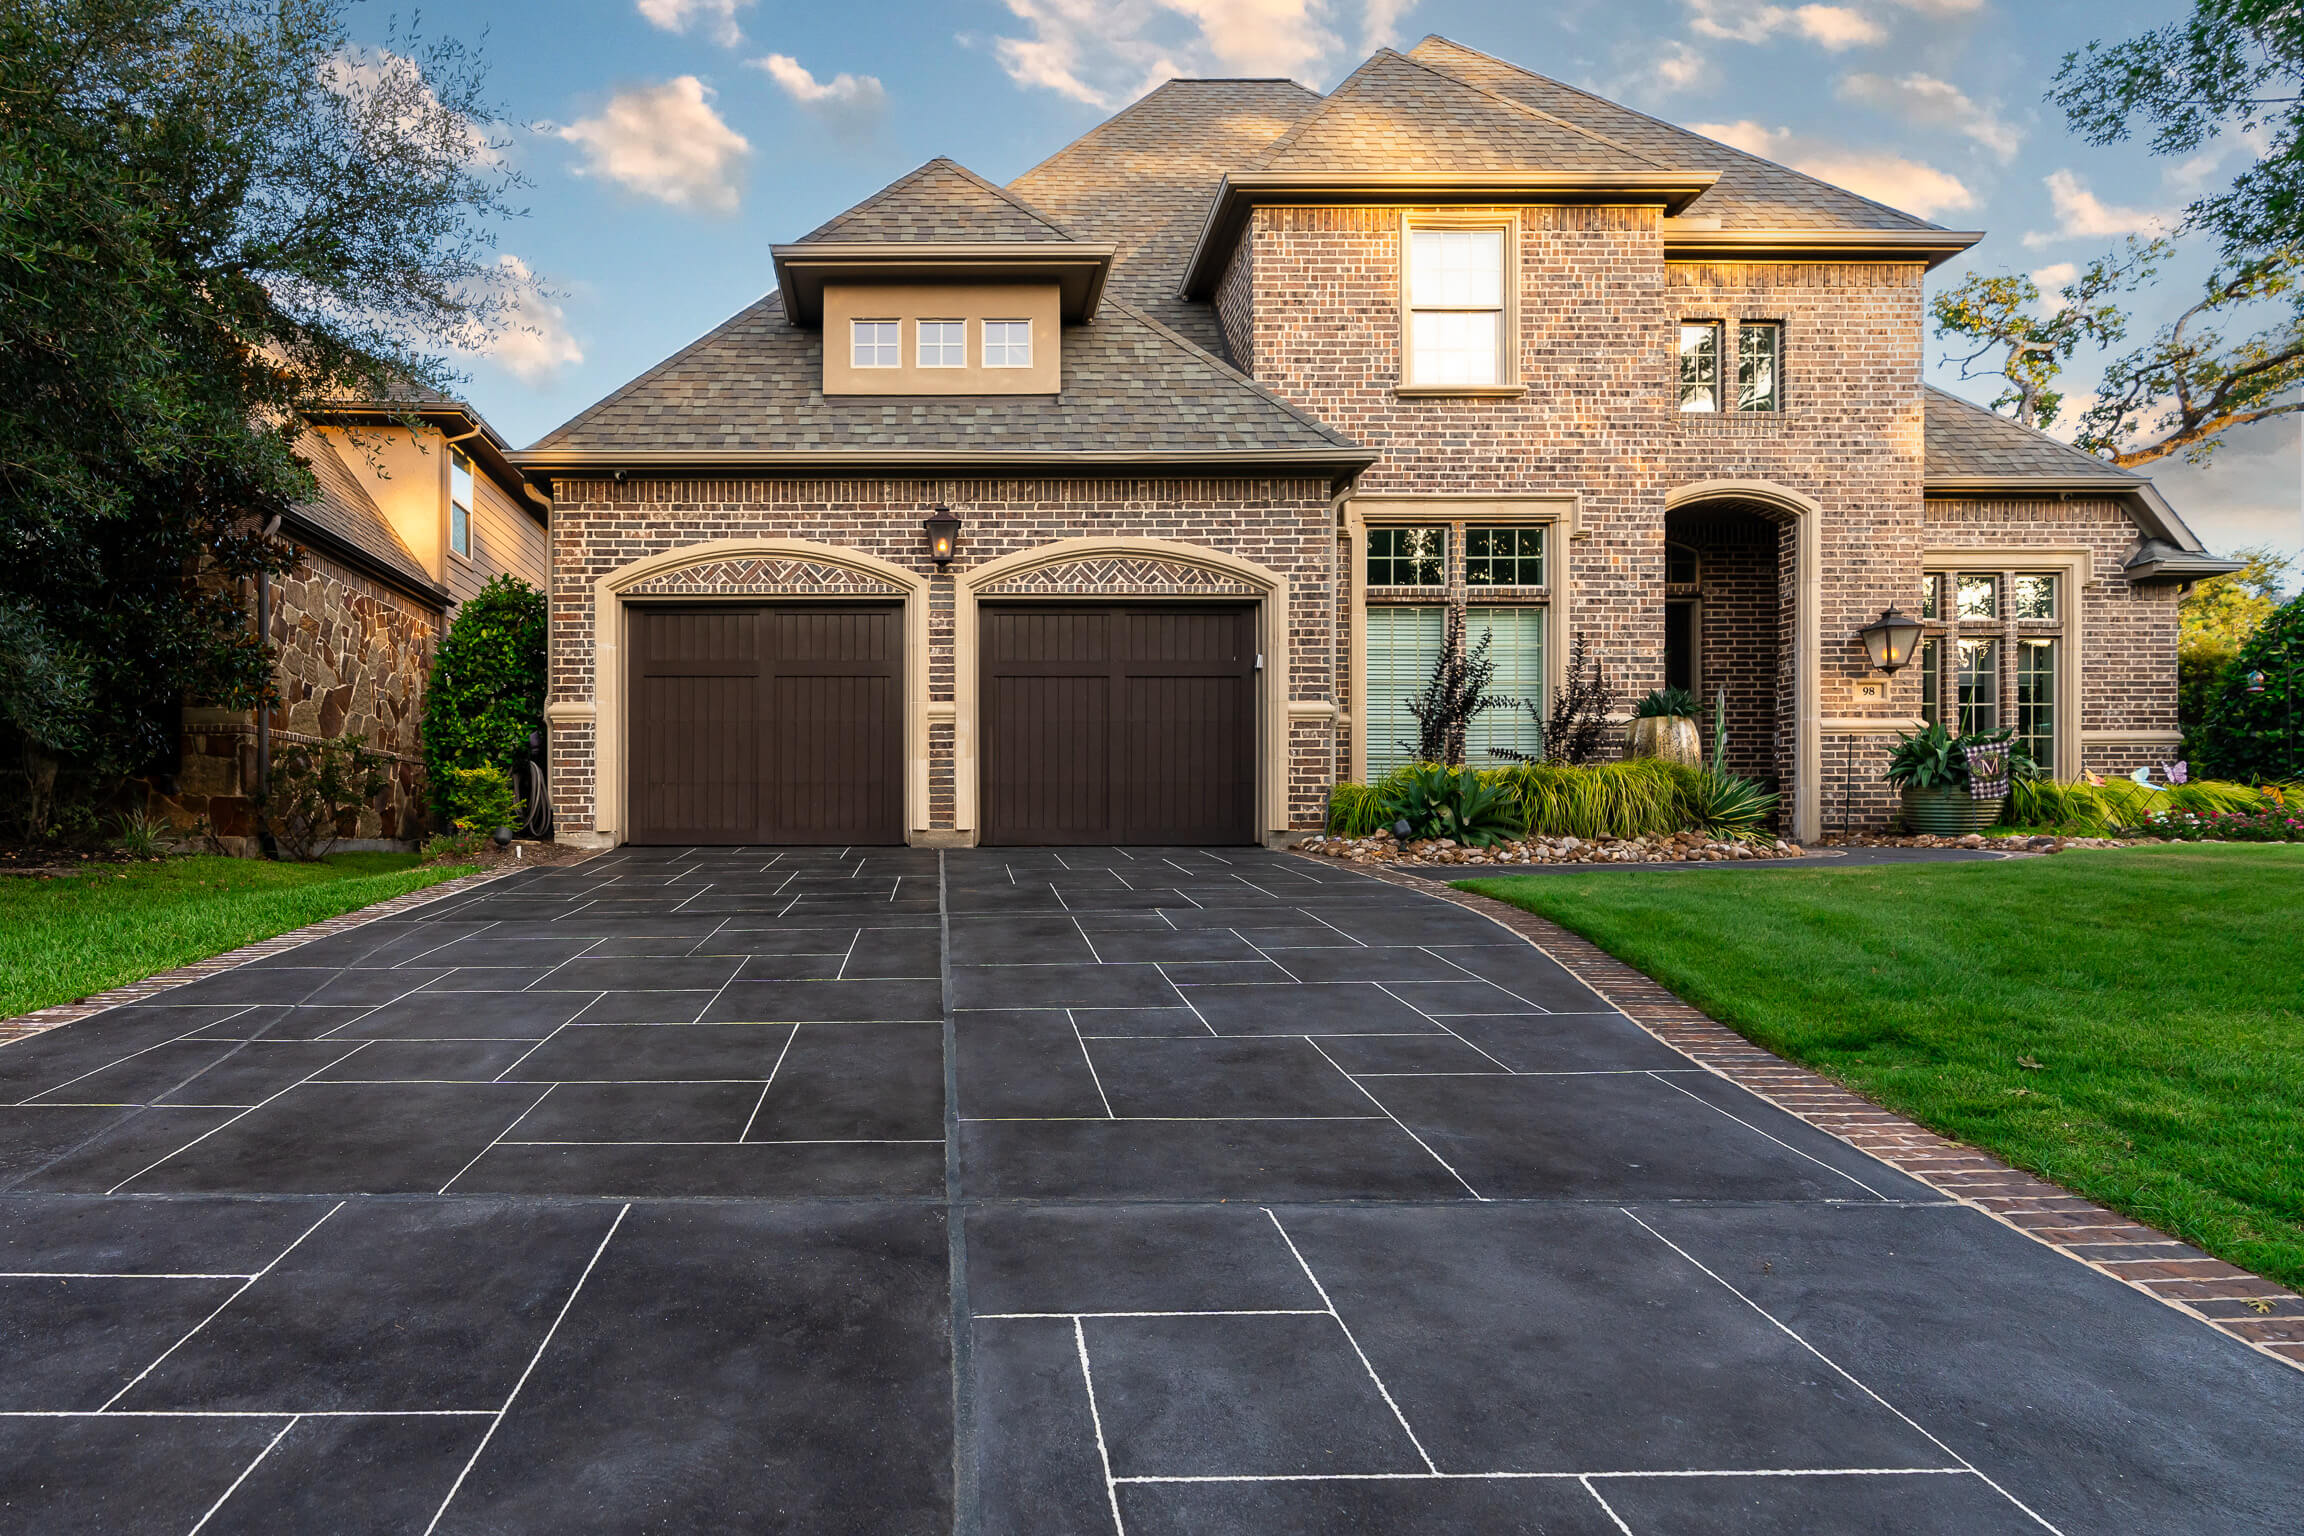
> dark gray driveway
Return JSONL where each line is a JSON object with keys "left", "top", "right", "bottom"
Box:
{"left": 0, "top": 847, "right": 2296, "bottom": 1533}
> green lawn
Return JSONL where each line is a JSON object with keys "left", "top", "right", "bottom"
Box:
{"left": 1458, "top": 845, "right": 2304, "bottom": 1289}
{"left": 0, "top": 853, "right": 477, "bottom": 1020}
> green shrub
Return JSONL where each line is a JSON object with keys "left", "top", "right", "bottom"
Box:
{"left": 258, "top": 736, "right": 388, "bottom": 862}
{"left": 111, "top": 807, "right": 173, "bottom": 858}
{"left": 1631, "top": 686, "right": 1698, "bottom": 719}
{"left": 443, "top": 764, "right": 519, "bottom": 834}
{"left": 2194, "top": 593, "right": 2304, "bottom": 781}
{"left": 422, "top": 575, "right": 546, "bottom": 823}
{"left": 1374, "top": 762, "right": 1524, "bottom": 846}
{"left": 2007, "top": 776, "right": 2278, "bottom": 835}
{"left": 1687, "top": 771, "right": 1779, "bottom": 840}
{"left": 1325, "top": 780, "right": 1387, "bottom": 837}
{"left": 1490, "top": 758, "right": 1698, "bottom": 840}
{"left": 422, "top": 829, "right": 490, "bottom": 861}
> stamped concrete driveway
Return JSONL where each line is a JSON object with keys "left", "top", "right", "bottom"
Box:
{"left": 0, "top": 846, "right": 2298, "bottom": 1534}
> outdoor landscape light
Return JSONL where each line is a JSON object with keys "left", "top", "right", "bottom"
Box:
{"left": 1858, "top": 607, "right": 1924, "bottom": 673}
{"left": 923, "top": 507, "right": 962, "bottom": 568}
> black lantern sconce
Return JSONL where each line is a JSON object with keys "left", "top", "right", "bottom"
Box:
{"left": 923, "top": 506, "right": 962, "bottom": 569}
{"left": 1858, "top": 607, "right": 1924, "bottom": 673}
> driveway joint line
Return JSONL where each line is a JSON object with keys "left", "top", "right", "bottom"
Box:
{"left": 1262, "top": 1206, "right": 1439, "bottom": 1474}
{"left": 183, "top": 1416, "right": 298, "bottom": 1536}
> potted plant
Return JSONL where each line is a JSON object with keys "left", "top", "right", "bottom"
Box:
{"left": 1884, "top": 722, "right": 2019, "bottom": 833}
{"left": 1625, "top": 687, "right": 1701, "bottom": 768}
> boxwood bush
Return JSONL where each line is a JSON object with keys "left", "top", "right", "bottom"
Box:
{"left": 421, "top": 575, "right": 545, "bottom": 825}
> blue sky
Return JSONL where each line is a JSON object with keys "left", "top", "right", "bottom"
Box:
{"left": 395, "top": 0, "right": 2300, "bottom": 574}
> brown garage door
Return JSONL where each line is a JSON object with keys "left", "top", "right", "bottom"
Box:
{"left": 627, "top": 604, "right": 902, "bottom": 845}
{"left": 980, "top": 604, "right": 1256, "bottom": 846}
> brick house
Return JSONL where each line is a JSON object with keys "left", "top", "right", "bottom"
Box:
{"left": 164, "top": 398, "right": 547, "bottom": 853}
{"left": 513, "top": 36, "right": 2236, "bottom": 849}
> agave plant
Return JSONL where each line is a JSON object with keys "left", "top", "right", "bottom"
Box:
{"left": 1688, "top": 771, "right": 1779, "bottom": 840}
{"left": 1377, "top": 763, "right": 1524, "bottom": 847}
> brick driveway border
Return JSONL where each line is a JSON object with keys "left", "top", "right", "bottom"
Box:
{"left": 1344, "top": 858, "right": 2304, "bottom": 1373}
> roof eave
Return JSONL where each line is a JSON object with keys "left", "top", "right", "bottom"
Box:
{"left": 770, "top": 242, "right": 1118, "bottom": 324}
{"left": 279, "top": 507, "right": 450, "bottom": 609}
{"left": 2124, "top": 541, "right": 2248, "bottom": 585}
{"left": 1179, "top": 170, "right": 1722, "bottom": 298}
{"left": 1663, "top": 226, "right": 1984, "bottom": 271}
{"left": 314, "top": 403, "right": 541, "bottom": 524}
{"left": 507, "top": 445, "right": 1380, "bottom": 495}
{"left": 1925, "top": 474, "right": 2205, "bottom": 553}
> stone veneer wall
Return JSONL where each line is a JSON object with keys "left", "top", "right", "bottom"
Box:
{"left": 1230, "top": 200, "right": 2192, "bottom": 829}
{"left": 546, "top": 474, "right": 1335, "bottom": 842}
{"left": 164, "top": 545, "right": 440, "bottom": 853}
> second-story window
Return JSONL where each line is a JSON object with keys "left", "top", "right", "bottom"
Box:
{"left": 1738, "top": 323, "right": 1781, "bottom": 411}
{"left": 1683, "top": 321, "right": 1783, "bottom": 412}
{"left": 1678, "top": 322, "right": 1722, "bottom": 411}
{"left": 983, "top": 320, "right": 1032, "bottom": 368}
{"left": 918, "top": 319, "right": 965, "bottom": 368}
{"left": 1405, "top": 226, "right": 1506, "bottom": 387}
{"left": 851, "top": 319, "right": 900, "bottom": 368}
{"left": 449, "top": 447, "right": 473, "bottom": 559}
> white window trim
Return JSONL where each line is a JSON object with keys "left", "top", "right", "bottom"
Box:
{"left": 983, "top": 319, "right": 1033, "bottom": 369}
{"left": 915, "top": 318, "right": 966, "bottom": 369}
{"left": 1397, "top": 215, "right": 1522, "bottom": 397}
{"left": 448, "top": 448, "right": 474, "bottom": 562}
{"left": 1921, "top": 548, "right": 2087, "bottom": 779}
{"left": 851, "top": 318, "right": 901, "bottom": 369}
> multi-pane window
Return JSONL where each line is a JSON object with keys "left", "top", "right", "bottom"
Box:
{"left": 1920, "top": 572, "right": 1939, "bottom": 619}
{"left": 1465, "top": 526, "right": 1544, "bottom": 587}
{"left": 984, "top": 320, "right": 1031, "bottom": 368}
{"left": 2017, "top": 637, "right": 2057, "bottom": 768}
{"left": 851, "top": 319, "right": 900, "bottom": 368}
{"left": 449, "top": 448, "right": 473, "bottom": 559}
{"left": 1957, "top": 637, "right": 1999, "bottom": 734}
{"left": 1682, "top": 321, "right": 1782, "bottom": 412}
{"left": 1366, "top": 526, "right": 1446, "bottom": 587}
{"left": 1956, "top": 574, "right": 1998, "bottom": 620}
{"left": 917, "top": 319, "right": 965, "bottom": 368}
{"left": 1678, "top": 323, "right": 1721, "bottom": 412}
{"left": 1738, "top": 322, "right": 1781, "bottom": 412}
{"left": 1919, "top": 636, "right": 1941, "bottom": 726}
{"left": 1406, "top": 227, "right": 1506, "bottom": 387}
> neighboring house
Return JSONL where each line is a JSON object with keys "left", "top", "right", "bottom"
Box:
{"left": 511, "top": 35, "right": 2238, "bottom": 849}
{"left": 163, "top": 398, "right": 547, "bottom": 854}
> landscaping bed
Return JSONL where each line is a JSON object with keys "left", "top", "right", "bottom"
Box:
{"left": 1458, "top": 844, "right": 2304, "bottom": 1289}
{"left": 0, "top": 852, "right": 478, "bottom": 1020}
{"left": 1300, "top": 829, "right": 1805, "bottom": 866}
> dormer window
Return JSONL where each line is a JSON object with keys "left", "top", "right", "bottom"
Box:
{"left": 918, "top": 320, "right": 965, "bottom": 368}
{"left": 1404, "top": 224, "right": 1509, "bottom": 389}
{"left": 449, "top": 447, "right": 473, "bottom": 559}
{"left": 851, "top": 319, "right": 900, "bottom": 368}
{"left": 984, "top": 320, "right": 1032, "bottom": 368}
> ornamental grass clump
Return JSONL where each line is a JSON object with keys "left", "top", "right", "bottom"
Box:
{"left": 2007, "top": 776, "right": 2277, "bottom": 835}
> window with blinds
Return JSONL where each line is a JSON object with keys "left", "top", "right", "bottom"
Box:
{"left": 1465, "top": 607, "right": 1544, "bottom": 765}
{"left": 1363, "top": 606, "right": 1445, "bottom": 777}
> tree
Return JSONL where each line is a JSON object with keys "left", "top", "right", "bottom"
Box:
{"left": 2194, "top": 593, "right": 2304, "bottom": 780}
{"left": 1933, "top": 239, "right": 2304, "bottom": 467}
{"left": 2051, "top": 1, "right": 2304, "bottom": 264}
{"left": 2180, "top": 546, "right": 2296, "bottom": 752}
{"left": 420, "top": 575, "right": 546, "bottom": 823}
{"left": 0, "top": 0, "right": 525, "bottom": 799}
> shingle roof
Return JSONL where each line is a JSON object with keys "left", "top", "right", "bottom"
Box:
{"left": 1010, "top": 78, "right": 1323, "bottom": 352}
{"left": 797, "top": 158, "right": 1080, "bottom": 245}
{"left": 523, "top": 291, "right": 1363, "bottom": 460}
{"left": 1921, "top": 387, "right": 2142, "bottom": 483}
{"left": 1405, "top": 36, "right": 1947, "bottom": 232}
{"left": 1249, "top": 48, "right": 1670, "bottom": 175}
{"left": 290, "top": 434, "right": 437, "bottom": 595}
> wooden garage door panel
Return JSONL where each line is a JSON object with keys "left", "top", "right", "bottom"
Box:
{"left": 627, "top": 605, "right": 901, "bottom": 846}
{"left": 982, "top": 604, "right": 1254, "bottom": 846}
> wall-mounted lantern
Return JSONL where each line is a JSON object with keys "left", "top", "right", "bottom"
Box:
{"left": 923, "top": 507, "right": 962, "bottom": 569}
{"left": 1858, "top": 607, "right": 1924, "bottom": 673}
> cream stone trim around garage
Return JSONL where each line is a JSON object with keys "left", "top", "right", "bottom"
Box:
{"left": 1665, "top": 479, "right": 1822, "bottom": 844}
{"left": 954, "top": 537, "right": 1295, "bottom": 842}
{"left": 1344, "top": 494, "right": 1576, "bottom": 789}
{"left": 1924, "top": 546, "right": 2088, "bottom": 785}
{"left": 583, "top": 537, "right": 932, "bottom": 846}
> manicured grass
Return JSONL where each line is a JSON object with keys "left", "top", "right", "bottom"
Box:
{"left": 1458, "top": 845, "right": 2304, "bottom": 1289}
{"left": 0, "top": 853, "right": 477, "bottom": 1019}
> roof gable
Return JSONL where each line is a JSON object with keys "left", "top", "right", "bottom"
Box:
{"left": 1405, "top": 35, "right": 1947, "bottom": 232}
{"left": 1249, "top": 48, "right": 1670, "bottom": 175}
{"left": 798, "top": 158, "right": 1080, "bottom": 245}
{"left": 293, "top": 434, "right": 441, "bottom": 599}
{"left": 1921, "top": 386, "right": 2142, "bottom": 484}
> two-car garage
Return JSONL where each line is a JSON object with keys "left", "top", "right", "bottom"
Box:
{"left": 623, "top": 602, "right": 1259, "bottom": 847}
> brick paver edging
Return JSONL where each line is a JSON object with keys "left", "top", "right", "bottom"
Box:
{"left": 0, "top": 862, "right": 532, "bottom": 1045}
{"left": 1327, "top": 857, "right": 2304, "bottom": 1373}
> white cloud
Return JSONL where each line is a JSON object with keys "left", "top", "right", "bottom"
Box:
{"left": 636, "top": 0, "right": 752, "bottom": 48}
{"left": 2021, "top": 169, "right": 2170, "bottom": 249}
{"left": 2028, "top": 261, "right": 2078, "bottom": 314}
{"left": 1696, "top": 120, "right": 1975, "bottom": 216}
{"left": 988, "top": 0, "right": 1408, "bottom": 109}
{"left": 1650, "top": 40, "right": 1710, "bottom": 92}
{"left": 1888, "top": 0, "right": 1984, "bottom": 14}
{"left": 323, "top": 47, "right": 507, "bottom": 168}
{"left": 1684, "top": 2, "right": 1884, "bottom": 50}
{"left": 1835, "top": 72, "right": 2020, "bottom": 161}
{"left": 752, "top": 54, "right": 889, "bottom": 141}
{"left": 480, "top": 255, "right": 583, "bottom": 384}
{"left": 555, "top": 77, "right": 751, "bottom": 214}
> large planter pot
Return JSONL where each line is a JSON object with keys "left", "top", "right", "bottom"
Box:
{"left": 1900, "top": 784, "right": 2005, "bottom": 835}
{"left": 1625, "top": 714, "right": 1702, "bottom": 768}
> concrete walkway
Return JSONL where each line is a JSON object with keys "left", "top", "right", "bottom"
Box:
{"left": 0, "top": 847, "right": 2295, "bottom": 1532}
